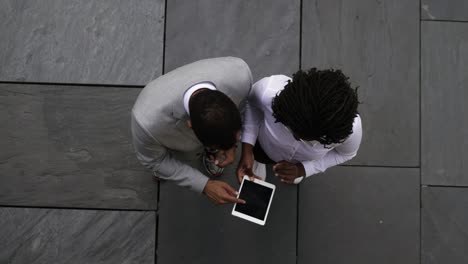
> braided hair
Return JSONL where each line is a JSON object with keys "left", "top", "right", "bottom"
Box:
{"left": 271, "top": 68, "right": 359, "bottom": 146}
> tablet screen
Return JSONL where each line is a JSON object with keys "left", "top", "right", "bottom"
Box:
{"left": 235, "top": 179, "right": 273, "bottom": 220}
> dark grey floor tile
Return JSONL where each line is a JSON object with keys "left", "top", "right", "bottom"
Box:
{"left": 165, "top": 0, "right": 300, "bottom": 80}
{"left": 422, "top": 22, "right": 468, "bottom": 186}
{"left": 298, "top": 166, "right": 420, "bottom": 264}
{"left": 422, "top": 186, "right": 468, "bottom": 264}
{"left": 0, "top": 84, "right": 157, "bottom": 209}
{"left": 0, "top": 207, "right": 155, "bottom": 264}
{"left": 422, "top": 0, "right": 468, "bottom": 21}
{"left": 302, "top": 0, "right": 420, "bottom": 167}
{"left": 0, "top": 0, "right": 164, "bottom": 85}
{"left": 158, "top": 150, "right": 297, "bottom": 264}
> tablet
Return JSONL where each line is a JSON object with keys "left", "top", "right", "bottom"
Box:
{"left": 232, "top": 175, "right": 276, "bottom": 226}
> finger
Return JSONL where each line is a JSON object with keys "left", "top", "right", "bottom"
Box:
{"left": 276, "top": 168, "right": 297, "bottom": 180}
{"left": 245, "top": 167, "right": 254, "bottom": 176}
{"left": 236, "top": 166, "right": 246, "bottom": 177}
{"left": 274, "top": 168, "right": 296, "bottom": 178}
{"left": 249, "top": 175, "right": 262, "bottom": 181}
{"left": 221, "top": 182, "right": 239, "bottom": 196}
{"left": 236, "top": 169, "right": 246, "bottom": 183}
{"left": 237, "top": 175, "right": 244, "bottom": 184}
{"left": 293, "top": 176, "right": 304, "bottom": 184}
{"left": 218, "top": 152, "right": 235, "bottom": 167}
{"left": 223, "top": 194, "right": 246, "bottom": 204}
{"left": 275, "top": 166, "right": 295, "bottom": 173}
{"left": 214, "top": 150, "right": 225, "bottom": 165}
{"left": 209, "top": 154, "right": 215, "bottom": 162}
{"left": 280, "top": 178, "right": 295, "bottom": 184}
{"left": 273, "top": 161, "right": 291, "bottom": 172}
{"left": 236, "top": 172, "right": 244, "bottom": 183}
{"left": 278, "top": 175, "right": 297, "bottom": 182}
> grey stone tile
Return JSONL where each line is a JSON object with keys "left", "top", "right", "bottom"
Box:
{"left": 422, "top": 186, "right": 468, "bottom": 264}
{"left": 422, "top": 0, "right": 468, "bottom": 21}
{"left": 0, "top": 0, "right": 164, "bottom": 85}
{"left": 0, "top": 207, "right": 155, "bottom": 264}
{"left": 0, "top": 83, "right": 157, "bottom": 209}
{"left": 158, "top": 149, "right": 297, "bottom": 264}
{"left": 165, "top": 0, "right": 300, "bottom": 80}
{"left": 302, "top": 0, "right": 420, "bottom": 166}
{"left": 298, "top": 166, "right": 420, "bottom": 264}
{"left": 422, "top": 22, "right": 468, "bottom": 186}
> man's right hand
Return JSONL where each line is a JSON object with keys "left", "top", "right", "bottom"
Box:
{"left": 203, "top": 180, "right": 246, "bottom": 205}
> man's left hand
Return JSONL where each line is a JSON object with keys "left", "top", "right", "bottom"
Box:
{"left": 214, "top": 146, "right": 237, "bottom": 168}
{"left": 273, "top": 161, "right": 305, "bottom": 184}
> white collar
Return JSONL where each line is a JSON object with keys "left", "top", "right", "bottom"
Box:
{"left": 183, "top": 82, "right": 217, "bottom": 115}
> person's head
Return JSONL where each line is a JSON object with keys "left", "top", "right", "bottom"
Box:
{"left": 188, "top": 90, "right": 241, "bottom": 150}
{"left": 272, "top": 68, "right": 359, "bottom": 146}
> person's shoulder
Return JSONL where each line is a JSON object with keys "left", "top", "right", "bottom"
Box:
{"left": 353, "top": 114, "right": 362, "bottom": 128}
{"left": 269, "top": 74, "right": 292, "bottom": 91}
{"left": 255, "top": 74, "right": 291, "bottom": 86}
{"left": 272, "top": 74, "right": 292, "bottom": 81}
{"left": 194, "top": 56, "right": 250, "bottom": 71}
{"left": 268, "top": 75, "right": 292, "bottom": 90}
{"left": 345, "top": 114, "right": 363, "bottom": 141}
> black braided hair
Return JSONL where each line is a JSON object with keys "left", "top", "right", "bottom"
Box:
{"left": 271, "top": 68, "right": 359, "bottom": 146}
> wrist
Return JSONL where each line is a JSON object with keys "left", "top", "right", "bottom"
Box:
{"left": 296, "top": 163, "right": 306, "bottom": 177}
{"left": 241, "top": 143, "right": 254, "bottom": 156}
{"left": 202, "top": 180, "right": 212, "bottom": 194}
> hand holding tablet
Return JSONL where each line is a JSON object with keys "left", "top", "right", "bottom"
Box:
{"left": 232, "top": 175, "right": 276, "bottom": 226}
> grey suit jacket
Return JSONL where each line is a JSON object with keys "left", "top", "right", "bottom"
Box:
{"left": 131, "top": 57, "right": 252, "bottom": 193}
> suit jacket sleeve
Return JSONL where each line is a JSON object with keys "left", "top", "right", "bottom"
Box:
{"left": 131, "top": 113, "right": 209, "bottom": 193}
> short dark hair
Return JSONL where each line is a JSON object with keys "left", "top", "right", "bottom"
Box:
{"left": 189, "top": 90, "right": 241, "bottom": 150}
{"left": 271, "top": 68, "right": 359, "bottom": 145}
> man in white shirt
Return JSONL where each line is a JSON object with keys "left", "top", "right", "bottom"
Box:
{"left": 237, "top": 68, "right": 362, "bottom": 184}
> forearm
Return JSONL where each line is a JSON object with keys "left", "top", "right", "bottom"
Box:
{"left": 131, "top": 114, "right": 209, "bottom": 193}
{"left": 241, "top": 142, "right": 254, "bottom": 156}
{"left": 241, "top": 101, "right": 262, "bottom": 145}
{"left": 301, "top": 150, "right": 357, "bottom": 177}
{"left": 301, "top": 115, "right": 362, "bottom": 177}
{"left": 157, "top": 154, "right": 209, "bottom": 193}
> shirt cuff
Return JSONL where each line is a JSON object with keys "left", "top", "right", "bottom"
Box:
{"left": 192, "top": 175, "right": 210, "bottom": 194}
{"left": 301, "top": 160, "right": 322, "bottom": 177}
{"left": 241, "top": 131, "right": 258, "bottom": 146}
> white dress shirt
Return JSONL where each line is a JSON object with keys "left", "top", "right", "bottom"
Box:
{"left": 183, "top": 82, "right": 217, "bottom": 115}
{"left": 241, "top": 75, "right": 362, "bottom": 178}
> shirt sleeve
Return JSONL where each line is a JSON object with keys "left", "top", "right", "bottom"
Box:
{"left": 241, "top": 77, "right": 269, "bottom": 145}
{"left": 131, "top": 113, "right": 209, "bottom": 193}
{"left": 301, "top": 115, "right": 363, "bottom": 177}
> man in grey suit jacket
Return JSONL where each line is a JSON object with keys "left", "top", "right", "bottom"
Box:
{"left": 131, "top": 57, "right": 252, "bottom": 205}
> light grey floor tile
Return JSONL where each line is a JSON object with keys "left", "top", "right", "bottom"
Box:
{"left": 165, "top": 0, "right": 300, "bottom": 80}
{"left": 302, "top": 0, "right": 420, "bottom": 166}
{"left": 0, "top": 84, "right": 157, "bottom": 209}
{"left": 298, "top": 166, "right": 420, "bottom": 264}
{"left": 422, "top": 0, "right": 468, "bottom": 21}
{"left": 422, "top": 186, "right": 468, "bottom": 264}
{"left": 0, "top": 0, "right": 164, "bottom": 85}
{"left": 157, "top": 149, "right": 297, "bottom": 264}
{"left": 0, "top": 207, "right": 155, "bottom": 264}
{"left": 422, "top": 22, "right": 468, "bottom": 186}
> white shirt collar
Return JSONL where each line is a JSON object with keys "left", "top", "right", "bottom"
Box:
{"left": 183, "top": 82, "right": 217, "bottom": 115}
